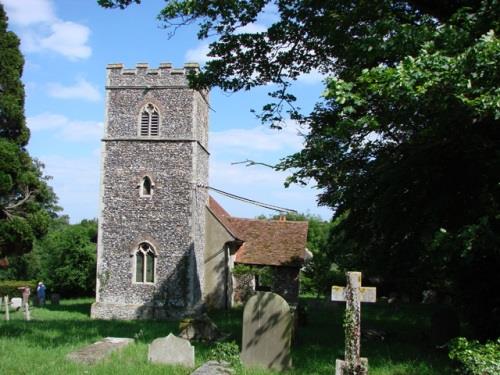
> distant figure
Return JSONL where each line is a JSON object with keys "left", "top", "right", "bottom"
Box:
{"left": 37, "top": 282, "right": 46, "bottom": 306}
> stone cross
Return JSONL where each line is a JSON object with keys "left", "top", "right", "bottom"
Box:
{"left": 331, "top": 272, "right": 376, "bottom": 375}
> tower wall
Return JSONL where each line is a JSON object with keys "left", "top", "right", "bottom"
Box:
{"left": 91, "top": 63, "right": 209, "bottom": 319}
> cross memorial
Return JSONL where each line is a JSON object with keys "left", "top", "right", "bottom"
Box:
{"left": 331, "top": 272, "right": 376, "bottom": 375}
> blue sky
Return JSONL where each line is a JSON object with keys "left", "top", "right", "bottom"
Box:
{"left": 2, "top": 0, "right": 333, "bottom": 223}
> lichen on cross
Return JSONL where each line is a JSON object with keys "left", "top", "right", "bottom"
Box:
{"left": 331, "top": 272, "right": 376, "bottom": 375}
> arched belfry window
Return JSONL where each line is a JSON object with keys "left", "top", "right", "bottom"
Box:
{"left": 140, "top": 176, "right": 153, "bottom": 197}
{"left": 140, "top": 103, "right": 160, "bottom": 136}
{"left": 134, "top": 242, "right": 156, "bottom": 283}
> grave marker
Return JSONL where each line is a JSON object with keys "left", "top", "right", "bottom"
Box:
{"left": 11, "top": 297, "right": 22, "bottom": 310}
{"left": 331, "top": 272, "right": 376, "bottom": 375}
{"left": 148, "top": 333, "right": 195, "bottom": 368}
{"left": 240, "top": 291, "right": 292, "bottom": 371}
{"left": 67, "top": 337, "right": 134, "bottom": 364}
{"left": 4, "top": 296, "right": 9, "bottom": 321}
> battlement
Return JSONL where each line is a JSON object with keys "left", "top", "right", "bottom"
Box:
{"left": 106, "top": 62, "right": 201, "bottom": 87}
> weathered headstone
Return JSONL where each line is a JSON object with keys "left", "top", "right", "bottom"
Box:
{"left": 67, "top": 337, "right": 134, "bottom": 364}
{"left": 179, "top": 314, "right": 224, "bottom": 342}
{"left": 11, "top": 297, "right": 22, "bottom": 310}
{"left": 51, "top": 293, "right": 60, "bottom": 305}
{"left": 240, "top": 291, "right": 292, "bottom": 371}
{"left": 331, "top": 272, "right": 376, "bottom": 375}
{"left": 148, "top": 333, "right": 195, "bottom": 368}
{"left": 3, "top": 296, "right": 9, "bottom": 321}
{"left": 191, "top": 360, "right": 234, "bottom": 375}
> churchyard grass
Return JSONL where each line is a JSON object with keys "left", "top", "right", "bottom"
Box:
{"left": 0, "top": 298, "right": 453, "bottom": 374}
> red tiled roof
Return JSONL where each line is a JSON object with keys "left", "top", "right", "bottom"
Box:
{"left": 208, "top": 196, "right": 308, "bottom": 267}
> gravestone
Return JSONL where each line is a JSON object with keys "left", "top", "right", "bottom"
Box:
{"left": 148, "top": 333, "right": 195, "bottom": 368}
{"left": 332, "top": 272, "right": 376, "bottom": 375}
{"left": 67, "top": 337, "right": 134, "bottom": 364}
{"left": 51, "top": 293, "right": 60, "bottom": 305}
{"left": 191, "top": 360, "right": 234, "bottom": 375}
{"left": 11, "top": 297, "right": 22, "bottom": 310}
{"left": 179, "top": 314, "right": 224, "bottom": 342}
{"left": 3, "top": 296, "right": 9, "bottom": 321}
{"left": 240, "top": 291, "right": 292, "bottom": 371}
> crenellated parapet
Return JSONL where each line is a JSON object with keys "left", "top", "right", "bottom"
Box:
{"left": 106, "top": 62, "right": 201, "bottom": 87}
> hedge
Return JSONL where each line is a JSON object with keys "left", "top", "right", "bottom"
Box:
{"left": 449, "top": 337, "right": 500, "bottom": 375}
{"left": 0, "top": 280, "right": 37, "bottom": 298}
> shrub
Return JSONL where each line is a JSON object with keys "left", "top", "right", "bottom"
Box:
{"left": 448, "top": 337, "right": 500, "bottom": 375}
{"left": 209, "top": 341, "right": 241, "bottom": 367}
{"left": 33, "top": 220, "right": 97, "bottom": 296}
{"left": 0, "top": 280, "right": 36, "bottom": 298}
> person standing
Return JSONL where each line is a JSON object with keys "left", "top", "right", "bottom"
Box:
{"left": 36, "top": 282, "right": 46, "bottom": 306}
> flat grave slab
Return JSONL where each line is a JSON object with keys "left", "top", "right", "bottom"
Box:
{"left": 66, "top": 337, "right": 134, "bottom": 365}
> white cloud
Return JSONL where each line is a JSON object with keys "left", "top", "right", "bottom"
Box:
{"left": 210, "top": 122, "right": 306, "bottom": 155}
{"left": 186, "top": 43, "right": 211, "bottom": 65}
{"left": 2, "top": 0, "right": 55, "bottom": 25}
{"left": 40, "top": 154, "right": 99, "bottom": 223}
{"left": 28, "top": 113, "right": 102, "bottom": 142}
{"left": 39, "top": 21, "right": 91, "bottom": 60}
{"left": 47, "top": 78, "right": 101, "bottom": 101}
{"left": 185, "top": 23, "right": 266, "bottom": 65}
{"left": 297, "top": 68, "right": 327, "bottom": 84}
{"left": 3, "top": 0, "right": 92, "bottom": 60}
{"left": 237, "top": 23, "right": 267, "bottom": 34}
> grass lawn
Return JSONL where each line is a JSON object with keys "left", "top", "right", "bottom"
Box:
{"left": 0, "top": 298, "right": 454, "bottom": 374}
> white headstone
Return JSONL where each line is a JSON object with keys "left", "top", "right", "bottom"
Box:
{"left": 240, "top": 291, "right": 292, "bottom": 371}
{"left": 11, "top": 297, "right": 22, "bottom": 310}
{"left": 148, "top": 333, "right": 195, "bottom": 368}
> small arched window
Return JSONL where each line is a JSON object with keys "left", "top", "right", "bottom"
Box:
{"left": 140, "top": 176, "right": 153, "bottom": 197}
{"left": 140, "top": 103, "right": 160, "bottom": 136}
{"left": 135, "top": 242, "right": 155, "bottom": 283}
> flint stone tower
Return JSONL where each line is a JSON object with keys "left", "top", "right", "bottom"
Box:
{"left": 91, "top": 62, "right": 209, "bottom": 319}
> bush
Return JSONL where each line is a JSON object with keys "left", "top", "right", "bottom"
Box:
{"left": 0, "top": 280, "right": 36, "bottom": 298}
{"left": 448, "top": 337, "right": 500, "bottom": 375}
{"left": 209, "top": 341, "right": 241, "bottom": 367}
{"left": 33, "top": 219, "right": 97, "bottom": 297}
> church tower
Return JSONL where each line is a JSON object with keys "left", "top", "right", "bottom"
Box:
{"left": 91, "top": 63, "right": 209, "bottom": 319}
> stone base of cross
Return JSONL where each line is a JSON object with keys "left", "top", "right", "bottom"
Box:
{"left": 335, "top": 358, "right": 368, "bottom": 375}
{"left": 332, "top": 272, "right": 376, "bottom": 375}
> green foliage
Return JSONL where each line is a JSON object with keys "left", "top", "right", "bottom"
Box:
{"left": 0, "top": 5, "right": 59, "bottom": 261}
{"left": 0, "top": 5, "right": 29, "bottom": 145}
{"left": 98, "top": 0, "right": 500, "bottom": 338}
{"left": 29, "top": 219, "right": 97, "bottom": 297}
{"left": 209, "top": 341, "right": 241, "bottom": 368}
{"left": 448, "top": 337, "right": 500, "bottom": 375}
{"left": 0, "top": 280, "right": 36, "bottom": 298}
{"left": 232, "top": 264, "right": 273, "bottom": 286}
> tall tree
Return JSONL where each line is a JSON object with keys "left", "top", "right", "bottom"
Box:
{"left": 99, "top": 1, "right": 500, "bottom": 337}
{"left": 0, "top": 5, "right": 58, "bottom": 265}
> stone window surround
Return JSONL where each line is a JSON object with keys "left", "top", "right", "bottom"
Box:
{"left": 138, "top": 102, "right": 161, "bottom": 137}
{"left": 130, "top": 239, "right": 158, "bottom": 285}
{"left": 139, "top": 175, "right": 155, "bottom": 198}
